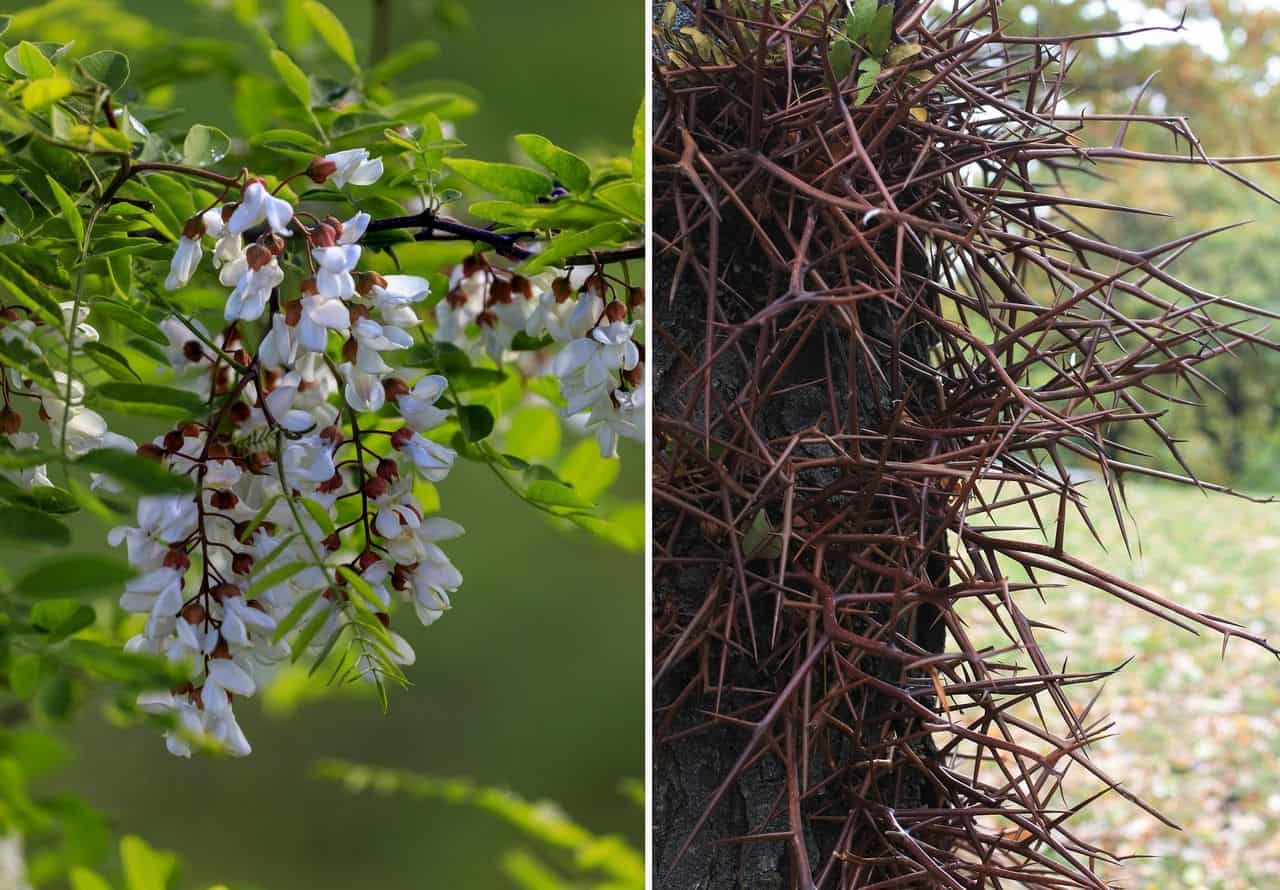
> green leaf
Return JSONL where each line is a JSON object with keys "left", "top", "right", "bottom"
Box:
{"left": 867, "top": 4, "right": 895, "bottom": 57}
{"left": 79, "top": 50, "right": 130, "bottom": 91}
{"left": 181, "top": 124, "right": 230, "bottom": 167}
{"left": 526, "top": 480, "right": 593, "bottom": 511}
{"left": 443, "top": 159, "right": 552, "bottom": 202}
{"left": 594, "top": 181, "right": 644, "bottom": 222}
{"left": 884, "top": 41, "right": 922, "bottom": 66}
{"left": 457, "top": 404, "right": 494, "bottom": 442}
{"left": 272, "top": 588, "right": 321, "bottom": 644}
{"left": 91, "top": 300, "right": 168, "bottom": 345}
{"left": 13, "top": 41, "right": 55, "bottom": 79}
{"left": 505, "top": 406, "right": 561, "bottom": 463}
{"left": 303, "top": 0, "right": 358, "bottom": 69}
{"left": 290, "top": 607, "right": 332, "bottom": 662}
{"left": 46, "top": 175, "right": 83, "bottom": 243}
{"left": 89, "top": 382, "right": 207, "bottom": 419}
{"left": 10, "top": 652, "right": 42, "bottom": 698}
{"left": 0, "top": 505, "right": 70, "bottom": 546}
{"left": 0, "top": 184, "right": 33, "bottom": 231}
{"left": 559, "top": 438, "right": 620, "bottom": 502}
{"left": 69, "top": 868, "right": 113, "bottom": 890}
{"left": 519, "top": 222, "right": 633, "bottom": 274}
{"left": 830, "top": 37, "right": 853, "bottom": 81}
{"left": 31, "top": 599, "right": 96, "bottom": 642}
{"left": 22, "top": 77, "right": 72, "bottom": 111}
{"left": 855, "top": 58, "right": 881, "bottom": 106}
{"left": 366, "top": 39, "right": 438, "bottom": 87}
{"left": 16, "top": 554, "right": 135, "bottom": 599}
{"left": 270, "top": 48, "right": 313, "bottom": 110}
{"left": 847, "top": 0, "right": 878, "bottom": 41}
{"left": 514, "top": 134, "right": 591, "bottom": 193}
{"left": 83, "top": 341, "right": 141, "bottom": 382}
{"left": 77, "top": 449, "right": 194, "bottom": 495}
{"left": 120, "top": 835, "right": 177, "bottom": 890}
{"left": 631, "top": 99, "right": 645, "bottom": 184}
{"left": 247, "top": 560, "right": 308, "bottom": 599}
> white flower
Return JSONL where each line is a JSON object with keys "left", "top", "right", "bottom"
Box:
{"left": 339, "top": 361, "right": 385, "bottom": 413}
{"left": 587, "top": 384, "right": 645, "bottom": 458}
{"left": 220, "top": 595, "right": 277, "bottom": 648}
{"left": 165, "top": 234, "right": 202, "bottom": 291}
{"left": 159, "top": 317, "right": 211, "bottom": 369}
{"left": 282, "top": 435, "right": 337, "bottom": 485}
{"left": 259, "top": 312, "right": 297, "bottom": 368}
{"left": 320, "top": 149, "right": 384, "bottom": 188}
{"left": 553, "top": 320, "right": 639, "bottom": 414}
{"left": 263, "top": 371, "right": 317, "bottom": 433}
{"left": 398, "top": 432, "right": 455, "bottom": 482}
{"left": 224, "top": 250, "right": 284, "bottom": 322}
{"left": 59, "top": 301, "right": 98, "bottom": 348}
{"left": 313, "top": 243, "right": 362, "bottom": 299}
{"left": 226, "top": 180, "right": 294, "bottom": 237}
{"left": 351, "top": 317, "right": 412, "bottom": 374}
{"left": 119, "top": 568, "right": 185, "bottom": 639}
{"left": 297, "top": 293, "right": 351, "bottom": 353}
{"left": 338, "top": 211, "right": 370, "bottom": 244}
{"left": 396, "top": 375, "right": 448, "bottom": 432}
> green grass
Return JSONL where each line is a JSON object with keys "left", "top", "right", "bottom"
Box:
{"left": 969, "top": 480, "right": 1280, "bottom": 889}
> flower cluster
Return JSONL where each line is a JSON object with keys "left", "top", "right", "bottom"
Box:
{"left": 437, "top": 258, "right": 645, "bottom": 458}
{"left": 113, "top": 150, "right": 466, "bottom": 756}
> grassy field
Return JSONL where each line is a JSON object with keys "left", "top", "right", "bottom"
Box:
{"left": 970, "top": 480, "right": 1280, "bottom": 889}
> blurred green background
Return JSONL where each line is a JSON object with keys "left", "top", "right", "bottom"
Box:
{"left": 0, "top": 1, "right": 645, "bottom": 888}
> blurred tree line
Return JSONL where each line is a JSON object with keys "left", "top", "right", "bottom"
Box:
{"left": 1009, "top": 0, "right": 1280, "bottom": 489}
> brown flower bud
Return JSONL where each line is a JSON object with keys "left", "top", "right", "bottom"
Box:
{"left": 210, "top": 489, "right": 239, "bottom": 510}
{"left": 245, "top": 451, "right": 273, "bottom": 473}
{"left": 260, "top": 232, "right": 285, "bottom": 256}
{"left": 462, "top": 254, "right": 486, "bottom": 277}
{"left": 164, "top": 546, "right": 191, "bottom": 571}
{"left": 446, "top": 288, "right": 469, "bottom": 308}
{"left": 0, "top": 407, "right": 20, "bottom": 435}
{"left": 322, "top": 532, "right": 341, "bottom": 552}
{"left": 162, "top": 430, "right": 185, "bottom": 452}
{"left": 488, "top": 278, "right": 512, "bottom": 305}
{"left": 137, "top": 443, "right": 166, "bottom": 461}
{"left": 318, "top": 472, "right": 345, "bottom": 494}
{"left": 232, "top": 552, "right": 255, "bottom": 576}
{"left": 376, "top": 458, "right": 399, "bottom": 484}
{"left": 180, "top": 422, "right": 202, "bottom": 437}
{"left": 245, "top": 243, "right": 273, "bottom": 271}
{"left": 228, "top": 401, "right": 250, "bottom": 425}
{"left": 375, "top": 612, "right": 391, "bottom": 629}
{"left": 552, "top": 276, "right": 573, "bottom": 303}
{"left": 356, "top": 271, "right": 387, "bottom": 296}
{"left": 390, "top": 427, "right": 414, "bottom": 449}
{"left": 284, "top": 299, "right": 302, "bottom": 326}
{"left": 628, "top": 286, "right": 645, "bottom": 309}
{"left": 341, "top": 337, "right": 359, "bottom": 363}
{"left": 319, "top": 425, "right": 344, "bottom": 446}
{"left": 347, "top": 303, "right": 371, "bottom": 323}
{"left": 210, "top": 583, "right": 241, "bottom": 604}
{"left": 357, "top": 550, "right": 381, "bottom": 572}
{"left": 300, "top": 277, "right": 318, "bottom": 297}
{"left": 181, "top": 603, "right": 206, "bottom": 625}
{"left": 308, "top": 156, "right": 338, "bottom": 183}
{"left": 604, "top": 301, "right": 628, "bottom": 323}
{"left": 623, "top": 363, "right": 644, "bottom": 387}
{"left": 221, "top": 204, "right": 238, "bottom": 224}
{"left": 510, "top": 274, "right": 534, "bottom": 300}
{"left": 181, "top": 216, "right": 206, "bottom": 240}
{"left": 182, "top": 340, "right": 206, "bottom": 363}
{"left": 310, "top": 222, "right": 338, "bottom": 248}
{"left": 382, "top": 377, "right": 410, "bottom": 401}
{"left": 363, "top": 476, "right": 388, "bottom": 499}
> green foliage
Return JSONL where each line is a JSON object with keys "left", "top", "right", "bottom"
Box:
{"left": 315, "top": 760, "right": 643, "bottom": 890}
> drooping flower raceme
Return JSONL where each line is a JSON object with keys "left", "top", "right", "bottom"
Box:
{"left": 74, "top": 144, "right": 642, "bottom": 760}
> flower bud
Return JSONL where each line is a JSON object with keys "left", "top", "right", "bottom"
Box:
{"left": 356, "top": 271, "right": 387, "bottom": 296}
{"left": 446, "top": 288, "right": 469, "bottom": 308}
{"left": 322, "top": 532, "right": 341, "bottom": 552}
{"left": 180, "top": 422, "right": 202, "bottom": 437}
{"left": 390, "top": 427, "right": 414, "bottom": 449}
{"left": 284, "top": 299, "right": 302, "bottom": 326}
{"left": 623, "top": 363, "right": 644, "bottom": 387}
{"left": 318, "top": 472, "right": 345, "bottom": 494}
{"left": 319, "top": 425, "right": 345, "bottom": 447}
{"left": 210, "top": 489, "right": 239, "bottom": 510}
{"left": 260, "top": 232, "right": 285, "bottom": 256}
{"left": 163, "top": 430, "right": 185, "bottom": 452}
{"left": 363, "top": 476, "right": 389, "bottom": 499}
{"left": 628, "top": 286, "right": 645, "bottom": 309}
{"left": 341, "top": 337, "right": 358, "bottom": 363}
{"left": 221, "top": 204, "right": 238, "bottom": 224}
{"left": 310, "top": 223, "right": 338, "bottom": 248}
{"left": 210, "top": 583, "right": 241, "bottom": 603}
{"left": 462, "top": 254, "right": 486, "bottom": 277}
{"left": 181, "top": 603, "right": 206, "bottom": 625}
{"left": 382, "top": 377, "right": 410, "bottom": 401}
{"left": 488, "top": 278, "right": 512, "bottom": 305}
{"left": 0, "top": 407, "right": 20, "bottom": 434}
{"left": 245, "top": 243, "right": 273, "bottom": 271}
{"left": 552, "top": 276, "right": 573, "bottom": 303}
{"left": 228, "top": 400, "right": 250, "bottom": 425}
{"left": 309, "top": 156, "right": 338, "bottom": 184}
{"left": 375, "top": 612, "right": 391, "bottom": 628}
{"left": 245, "top": 451, "right": 273, "bottom": 473}
{"left": 232, "top": 552, "right": 255, "bottom": 575}
{"left": 137, "top": 443, "right": 166, "bottom": 461}
{"left": 164, "top": 546, "right": 191, "bottom": 571}
{"left": 181, "top": 217, "right": 206, "bottom": 240}
{"left": 376, "top": 458, "right": 399, "bottom": 484}
{"left": 604, "top": 301, "right": 628, "bottom": 323}
{"left": 357, "top": 550, "right": 381, "bottom": 572}
{"left": 510, "top": 274, "right": 534, "bottom": 300}
{"left": 182, "top": 340, "right": 206, "bottom": 363}
{"left": 300, "top": 277, "right": 319, "bottom": 297}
